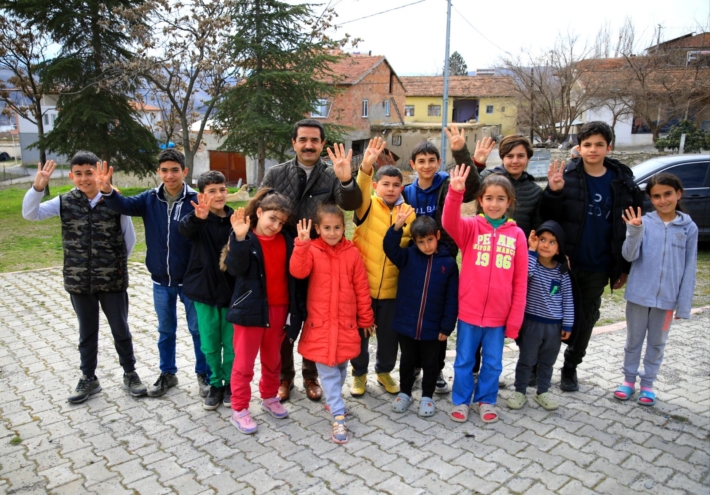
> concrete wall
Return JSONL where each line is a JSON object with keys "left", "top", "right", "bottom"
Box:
{"left": 18, "top": 133, "right": 67, "bottom": 165}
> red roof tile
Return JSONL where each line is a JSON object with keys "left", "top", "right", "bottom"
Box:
{"left": 400, "top": 76, "right": 516, "bottom": 98}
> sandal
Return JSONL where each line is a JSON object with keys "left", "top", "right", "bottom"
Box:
{"left": 418, "top": 397, "right": 436, "bottom": 417}
{"left": 614, "top": 384, "right": 635, "bottom": 401}
{"left": 533, "top": 392, "right": 558, "bottom": 411}
{"left": 637, "top": 390, "right": 656, "bottom": 406}
{"left": 506, "top": 391, "right": 526, "bottom": 410}
{"left": 392, "top": 393, "right": 413, "bottom": 413}
{"left": 449, "top": 404, "right": 469, "bottom": 422}
{"left": 477, "top": 402, "right": 499, "bottom": 423}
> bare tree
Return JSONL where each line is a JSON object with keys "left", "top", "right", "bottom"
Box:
{"left": 498, "top": 32, "right": 601, "bottom": 142}
{"left": 0, "top": 18, "right": 51, "bottom": 165}
{"left": 123, "top": 0, "right": 235, "bottom": 182}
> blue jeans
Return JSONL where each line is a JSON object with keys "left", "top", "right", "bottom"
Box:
{"left": 452, "top": 321, "right": 504, "bottom": 405}
{"left": 153, "top": 283, "right": 209, "bottom": 376}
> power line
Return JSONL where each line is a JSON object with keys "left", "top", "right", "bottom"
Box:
{"left": 451, "top": 4, "right": 511, "bottom": 57}
{"left": 339, "top": 0, "right": 427, "bottom": 25}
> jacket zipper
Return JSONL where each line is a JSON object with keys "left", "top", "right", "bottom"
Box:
{"left": 655, "top": 223, "right": 668, "bottom": 305}
{"left": 376, "top": 205, "right": 394, "bottom": 299}
{"left": 415, "top": 256, "right": 433, "bottom": 339}
{"left": 480, "top": 226, "right": 497, "bottom": 322}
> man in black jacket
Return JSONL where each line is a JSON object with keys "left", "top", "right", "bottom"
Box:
{"left": 262, "top": 119, "right": 362, "bottom": 402}
{"left": 540, "top": 121, "right": 644, "bottom": 391}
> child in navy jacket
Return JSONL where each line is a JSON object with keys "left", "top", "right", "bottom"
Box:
{"left": 383, "top": 210, "right": 459, "bottom": 417}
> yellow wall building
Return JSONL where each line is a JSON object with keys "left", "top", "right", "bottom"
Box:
{"left": 401, "top": 76, "right": 518, "bottom": 136}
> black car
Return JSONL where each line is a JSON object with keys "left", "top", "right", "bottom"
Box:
{"left": 632, "top": 154, "right": 710, "bottom": 241}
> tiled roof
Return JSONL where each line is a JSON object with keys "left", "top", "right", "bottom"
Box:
{"left": 325, "top": 55, "right": 402, "bottom": 86}
{"left": 400, "top": 76, "right": 516, "bottom": 98}
{"left": 578, "top": 64, "right": 710, "bottom": 95}
{"left": 647, "top": 32, "right": 710, "bottom": 51}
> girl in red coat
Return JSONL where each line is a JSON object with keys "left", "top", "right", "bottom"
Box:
{"left": 290, "top": 204, "right": 375, "bottom": 444}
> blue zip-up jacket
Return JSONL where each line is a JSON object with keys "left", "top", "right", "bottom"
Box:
{"left": 622, "top": 210, "right": 698, "bottom": 319}
{"left": 383, "top": 226, "right": 459, "bottom": 340}
{"left": 102, "top": 183, "right": 198, "bottom": 287}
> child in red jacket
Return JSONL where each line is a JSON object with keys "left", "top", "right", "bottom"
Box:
{"left": 290, "top": 204, "right": 375, "bottom": 444}
{"left": 442, "top": 169, "right": 528, "bottom": 424}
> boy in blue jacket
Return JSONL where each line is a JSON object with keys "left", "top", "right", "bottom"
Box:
{"left": 383, "top": 211, "right": 459, "bottom": 417}
{"left": 96, "top": 150, "right": 210, "bottom": 398}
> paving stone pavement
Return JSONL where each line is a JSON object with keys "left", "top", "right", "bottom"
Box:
{"left": 0, "top": 265, "right": 708, "bottom": 494}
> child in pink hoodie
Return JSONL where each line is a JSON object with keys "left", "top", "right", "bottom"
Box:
{"left": 442, "top": 168, "right": 528, "bottom": 424}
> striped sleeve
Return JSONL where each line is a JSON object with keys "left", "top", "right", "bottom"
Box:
{"left": 561, "top": 272, "right": 574, "bottom": 332}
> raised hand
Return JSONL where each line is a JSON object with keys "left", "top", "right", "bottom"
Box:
{"left": 230, "top": 207, "right": 250, "bottom": 240}
{"left": 33, "top": 160, "right": 56, "bottom": 192}
{"left": 95, "top": 161, "right": 114, "bottom": 194}
{"left": 297, "top": 218, "right": 312, "bottom": 241}
{"left": 473, "top": 136, "right": 496, "bottom": 164}
{"left": 445, "top": 123, "right": 466, "bottom": 151}
{"left": 449, "top": 163, "right": 470, "bottom": 192}
{"left": 622, "top": 206, "right": 643, "bottom": 227}
{"left": 359, "top": 136, "right": 386, "bottom": 174}
{"left": 394, "top": 205, "right": 414, "bottom": 231}
{"left": 327, "top": 143, "right": 353, "bottom": 182}
{"left": 528, "top": 229, "right": 539, "bottom": 251}
{"left": 547, "top": 160, "right": 565, "bottom": 191}
{"left": 191, "top": 193, "right": 214, "bottom": 220}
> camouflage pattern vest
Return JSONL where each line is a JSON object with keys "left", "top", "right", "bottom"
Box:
{"left": 60, "top": 189, "right": 128, "bottom": 294}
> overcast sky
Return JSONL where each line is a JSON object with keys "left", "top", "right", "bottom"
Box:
{"left": 307, "top": 0, "right": 710, "bottom": 76}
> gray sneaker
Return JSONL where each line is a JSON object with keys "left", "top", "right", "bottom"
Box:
{"left": 435, "top": 372, "right": 450, "bottom": 394}
{"left": 147, "top": 372, "right": 178, "bottom": 397}
{"left": 123, "top": 371, "right": 147, "bottom": 397}
{"left": 203, "top": 385, "right": 223, "bottom": 410}
{"left": 68, "top": 375, "right": 102, "bottom": 404}
{"left": 196, "top": 373, "right": 210, "bottom": 398}
{"left": 223, "top": 383, "right": 232, "bottom": 407}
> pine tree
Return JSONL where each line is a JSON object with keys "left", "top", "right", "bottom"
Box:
{"left": 2, "top": 0, "right": 159, "bottom": 175}
{"left": 214, "top": 0, "right": 350, "bottom": 184}
{"left": 446, "top": 51, "right": 468, "bottom": 76}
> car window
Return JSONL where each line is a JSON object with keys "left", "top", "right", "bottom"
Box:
{"left": 664, "top": 162, "right": 709, "bottom": 189}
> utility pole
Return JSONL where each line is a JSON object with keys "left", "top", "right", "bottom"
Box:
{"left": 440, "top": 0, "right": 452, "bottom": 171}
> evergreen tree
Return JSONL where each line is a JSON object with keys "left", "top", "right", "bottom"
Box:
{"left": 446, "top": 51, "right": 468, "bottom": 76}
{"left": 214, "top": 0, "right": 350, "bottom": 184}
{"left": 1, "top": 0, "right": 159, "bottom": 175}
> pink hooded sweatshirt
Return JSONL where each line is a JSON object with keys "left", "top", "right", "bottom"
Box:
{"left": 441, "top": 187, "right": 528, "bottom": 338}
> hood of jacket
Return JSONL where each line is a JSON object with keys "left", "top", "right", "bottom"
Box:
{"left": 533, "top": 219, "right": 569, "bottom": 272}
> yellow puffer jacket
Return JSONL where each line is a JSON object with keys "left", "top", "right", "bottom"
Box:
{"left": 353, "top": 167, "right": 415, "bottom": 300}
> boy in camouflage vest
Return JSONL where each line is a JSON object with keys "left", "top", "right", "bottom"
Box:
{"left": 22, "top": 152, "right": 146, "bottom": 404}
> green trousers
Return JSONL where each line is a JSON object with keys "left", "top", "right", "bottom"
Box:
{"left": 193, "top": 302, "right": 234, "bottom": 387}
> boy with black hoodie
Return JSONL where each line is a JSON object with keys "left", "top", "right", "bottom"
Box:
{"left": 179, "top": 171, "right": 236, "bottom": 410}
{"left": 507, "top": 221, "right": 573, "bottom": 411}
{"left": 540, "top": 121, "right": 644, "bottom": 391}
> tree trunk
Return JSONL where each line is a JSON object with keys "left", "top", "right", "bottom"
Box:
{"left": 257, "top": 138, "right": 265, "bottom": 186}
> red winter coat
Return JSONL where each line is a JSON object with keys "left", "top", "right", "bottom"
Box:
{"left": 290, "top": 237, "right": 374, "bottom": 366}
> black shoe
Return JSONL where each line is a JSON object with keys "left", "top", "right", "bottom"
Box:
{"left": 223, "top": 383, "right": 232, "bottom": 407}
{"left": 435, "top": 372, "right": 450, "bottom": 394}
{"left": 68, "top": 375, "right": 102, "bottom": 404}
{"left": 560, "top": 368, "right": 579, "bottom": 392}
{"left": 123, "top": 371, "right": 147, "bottom": 397}
{"left": 528, "top": 372, "right": 537, "bottom": 388}
{"left": 196, "top": 373, "right": 210, "bottom": 398}
{"left": 203, "top": 385, "right": 223, "bottom": 410}
{"left": 147, "top": 372, "right": 178, "bottom": 397}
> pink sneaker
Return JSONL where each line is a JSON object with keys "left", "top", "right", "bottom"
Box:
{"left": 231, "top": 409, "right": 257, "bottom": 434}
{"left": 261, "top": 397, "right": 289, "bottom": 418}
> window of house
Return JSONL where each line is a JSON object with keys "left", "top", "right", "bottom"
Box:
{"left": 427, "top": 104, "right": 441, "bottom": 117}
{"left": 51, "top": 113, "right": 57, "bottom": 125}
{"left": 486, "top": 105, "right": 494, "bottom": 114}
{"left": 405, "top": 105, "right": 415, "bottom": 117}
{"left": 311, "top": 99, "right": 331, "bottom": 119}
{"left": 384, "top": 100, "right": 390, "bottom": 117}
{"left": 362, "top": 99, "right": 369, "bottom": 118}
{"left": 43, "top": 114, "right": 49, "bottom": 125}
{"left": 501, "top": 106, "right": 505, "bottom": 112}
{"left": 392, "top": 135, "right": 402, "bottom": 146}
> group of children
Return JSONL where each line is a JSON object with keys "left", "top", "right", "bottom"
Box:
{"left": 22, "top": 120, "right": 697, "bottom": 445}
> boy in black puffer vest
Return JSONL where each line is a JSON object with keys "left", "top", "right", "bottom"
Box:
{"left": 22, "top": 152, "right": 146, "bottom": 404}
{"left": 540, "top": 121, "right": 644, "bottom": 392}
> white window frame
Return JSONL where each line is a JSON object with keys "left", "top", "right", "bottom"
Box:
{"left": 486, "top": 105, "right": 494, "bottom": 114}
{"left": 404, "top": 105, "right": 415, "bottom": 117}
{"left": 311, "top": 99, "right": 331, "bottom": 119}
{"left": 362, "top": 99, "right": 369, "bottom": 118}
{"left": 427, "top": 104, "right": 441, "bottom": 117}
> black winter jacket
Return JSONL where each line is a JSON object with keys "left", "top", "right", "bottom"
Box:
{"left": 262, "top": 158, "right": 362, "bottom": 237}
{"left": 539, "top": 157, "right": 644, "bottom": 288}
{"left": 480, "top": 166, "right": 543, "bottom": 238}
{"left": 224, "top": 230, "right": 307, "bottom": 340}
{"left": 179, "top": 207, "right": 236, "bottom": 308}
